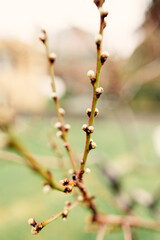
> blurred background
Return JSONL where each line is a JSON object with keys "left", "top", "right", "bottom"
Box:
{"left": 0, "top": 0, "right": 160, "bottom": 239}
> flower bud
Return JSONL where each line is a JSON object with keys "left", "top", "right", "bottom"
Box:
{"left": 87, "top": 126, "right": 94, "bottom": 134}
{"left": 62, "top": 215, "right": 67, "bottom": 221}
{"left": 51, "top": 92, "right": 57, "bottom": 101}
{"left": 96, "top": 87, "right": 104, "bottom": 98}
{"left": 89, "top": 140, "right": 97, "bottom": 150}
{"left": 64, "top": 124, "right": 71, "bottom": 131}
{"left": 99, "top": 7, "right": 109, "bottom": 19}
{"left": 64, "top": 143, "right": 70, "bottom": 151}
{"left": 85, "top": 168, "right": 91, "bottom": 174}
{"left": 62, "top": 178, "right": 69, "bottom": 186}
{"left": 56, "top": 131, "right": 63, "bottom": 138}
{"left": 101, "top": 51, "right": 109, "bottom": 65}
{"left": 95, "top": 34, "right": 102, "bottom": 47}
{"left": 95, "top": 108, "right": 99, "bottom": 116}
{"left": 68, "top": 169, "right": 74, "bottom": 175}
{"left": 28, "top": 218, "right": 36, "bottom": 226}
{"left": 86, "top": 108, "right": 91, "bottom": 117}
{"left": 43, "top": 184, "right": 52, "bottom": 194}
{"left": 31, "top": 228, "right": 39, "bottom": 235}
{"left": 82, "top": 124, "right": 88, "bottom": 132}
{"left": 77, "top": 195, "right": 83, "bottom": 201}
{"left": 87, "top": 70, "right": 95, "bottom": 79}
{"left": 63, "top": 209, "right": 68, "bottom": 216}
{"left": 65, "top": 201, "right": 71, "bottom": 207}
{"left": 39, "top": 35, "right": 46, "bottom": 44}
{"left": 54, "top": 121, "right": 62, "bottom": 129}
{"left": 49, "top": 53, "right": 56, "bottom": 64}
{"left": 64, "top": 185, "right": 72, "bottom": 193}
{"left": 59, "top": 108, "right": 65, "bottom": 116}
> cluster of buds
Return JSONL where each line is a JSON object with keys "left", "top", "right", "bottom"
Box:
{"left": 96, "top": 87, "right": 104, "bottom": 98}
{"left": 28, "top": 218, "right": 43, "bottom": 235}
{"left": 61, "top": 178, "right": 74, "bottom": 193}
{"left": 89, "top": 139, "right": 97, "bottom": 150}
{"left": 55, "top": 122, "right": 71, "bottom": 140}
{"left": 82, "top": 124, "right": 94, "bottom": 134}
{"left": 55, "top": 122, "right": 70, "bottom": 131}
{"left": 86, "top": 108, "right": 99, "bottom": 118}
{"left": 87, "top": 70, "right": 96, "bottom": 85}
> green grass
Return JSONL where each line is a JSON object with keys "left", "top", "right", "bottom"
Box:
{"left": 0, "top": 116, "right": 160, "bottom": 240}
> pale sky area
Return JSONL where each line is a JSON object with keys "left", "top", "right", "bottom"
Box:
{"left": 0, "top": 0, "right": 152, "bottom": 58}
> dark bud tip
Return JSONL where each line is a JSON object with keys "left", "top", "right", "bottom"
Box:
{"left": 94, "top": 0, "right": 105, "bottom": 8}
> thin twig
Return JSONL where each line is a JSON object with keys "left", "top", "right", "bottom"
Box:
{"left": 79, "top": 2, "right": 108, "bottom": 176}
{"left": 29, "top": 200, "right": 79, "bottom": 234}
{"left": 50, "top": 135, "right": 68, "bottom": 177}
{"left": 40, "top": 30, "right": 78, "bottom": 172}
{"left": 96, "top": 224, "right": 106, "bottom": 240}
{"left": 122, "top": 224, "right": 132, "bottom": 240}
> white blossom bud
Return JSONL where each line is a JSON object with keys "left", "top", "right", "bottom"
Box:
{"left": 99, "top": 7, "right": 109, "bottom": 18}
{"left": 56, "top": 131, "right": 63, "bottom": 138}
{"left": 54, "top": 121, "right": 62, "bottom": 129}
{"left": 51, "top": 92, "right": 57, "bottom": 99}
{"left": 86, "top": 108, "right": 91, "bottom": 117}
{"left": 28, "top": 218, "right": 35, "bottom": 226}
{"left": 31, "top": 227, "right": 38, "bottom": 235}
{"left": 95, "top": 34, "right": 102, "bottom": 45}
{"left": 87, "top": 126, "right": 94, "bottom": 134}
{"left": 101, "top": 51, "right": 109, "bottom": 64}
{"left": 90, "top": 141, "right": 96, "bottom": 149}
{"left": 96, "top": 87, "right": 104, "bottom": 98}
{"left": 62, "top": 216, "right": 67, "bottom": 221}
{"left": 77, "top": 195, "right": 83, "bottom": 201}
{"left": 59, "top": 108, "right": 65, "bottom": 116}
{"left": 87, "top": 70, "right": 95, "bottom": 79}
{"left": 64, "top": 124, "right": 71, "bottom": 131}
{"left": 63, "top": 209, "right": 68, "bottom": 215}
{"left": 82, "top": 124, "right": 88, "bottom": 131}
{"left": 101, "top": 51, "right": 109, "bottom": 58}
{"left": 95, "top": 108, "right": 99, "bottom": 116}
{"left": 49, "top": 53, "right": 56, "bottom": 63}
{"left": 68, "top": 169, "right": 74, "bottom": 175}
{"left": 43, "top": 184, "right": 52, "bottom": 194}
{"left": 85, "top": 168, "right": 91, "bottom": 174}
